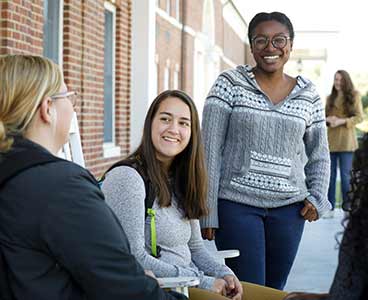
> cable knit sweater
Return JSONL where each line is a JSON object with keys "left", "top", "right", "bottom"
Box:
{"left": 101, "top": 166, "right": 234, "bottom": 291}
{"left": 201, "top": 65, "right": 331, "bottom": 228}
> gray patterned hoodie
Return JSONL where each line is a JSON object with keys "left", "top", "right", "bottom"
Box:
{"left": 201, "top": 65, "right": 331, "bottom": 228}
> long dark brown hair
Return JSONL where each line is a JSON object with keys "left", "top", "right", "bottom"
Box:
{"left": 326, "top": 70, "right": 356, "bottom": 117}
{"left": 107, "top": 90, "right": 208, "bottom": 219}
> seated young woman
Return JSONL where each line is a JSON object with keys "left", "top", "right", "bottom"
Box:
{"left": 101, "top": 90, "right": 287, "bottom": 300}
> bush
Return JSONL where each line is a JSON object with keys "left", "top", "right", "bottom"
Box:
{"left": 362, "top": 91, "right": 368, "bottom": 110}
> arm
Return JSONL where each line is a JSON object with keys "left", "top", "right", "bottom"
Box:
{"left": 189, "top": 220, "right": 233, "bottom": 278}
{"left": 189, "top": 220, "right": 242, "bottom": 297}
{"left": 345, "top": 92, "right": 364, "bottom": 128}
{"left": 40, "top": 165, "right": 178, "bottom": 300}
{"left": 102, "top": 166, "right": 199, "bottom": 278}
{"left": 200, "top": 73, "right": 233, "bottom": 230}
{"left": 303, "top": 93, "right": 331, "bottom": 217}
{"left": 327, "top": 93, "right": 364, "bottom": 128}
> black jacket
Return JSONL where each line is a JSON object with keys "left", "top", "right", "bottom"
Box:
{"left": 0, "top": 138, "right": 184, "bottom": 300}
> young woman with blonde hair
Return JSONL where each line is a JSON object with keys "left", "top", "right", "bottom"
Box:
{"left": 0, "top": 55, "right": 183, "bottom": 300}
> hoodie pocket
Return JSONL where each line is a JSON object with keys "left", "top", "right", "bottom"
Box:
{"left": 230, "top": 151, "right": 299, "bottom": 195}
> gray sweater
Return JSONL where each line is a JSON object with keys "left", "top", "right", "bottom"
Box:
{"left": 101, "top": 166, "right": 233, "bottom": 290}
{"left": 201, "top": 65, "right": 331, "bottom": 228}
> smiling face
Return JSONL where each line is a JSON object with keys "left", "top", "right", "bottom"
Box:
{"left": 151, "top": 97, "right": 192, "bottom": 168}
{"left": 251, "top": 20, "right": 292, "bottom": 74}
{"left": 334, "top": 72, "right": 343, "bottom": 91}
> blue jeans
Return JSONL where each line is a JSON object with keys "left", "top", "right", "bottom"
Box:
{"left": 215, "top": 199, "right": 305, "bottom": 290}
{"left": 328, "top": 152, "right": 353, "bottom": 209}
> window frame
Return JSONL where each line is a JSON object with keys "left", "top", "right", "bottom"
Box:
{"left": 43, "top": 0, "right": 64, "bottom": 65}
{"left": 103, "top": 1, "right": 120, "bottom": 158}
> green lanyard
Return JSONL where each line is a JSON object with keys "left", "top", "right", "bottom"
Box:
{"left": 147, "top": 208, "right": 158, "bottom": 257}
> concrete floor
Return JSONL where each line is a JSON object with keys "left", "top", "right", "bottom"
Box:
{"left": 204, "top": 208, "right": 345, "bottom": 293}
{"left": 284, "top": 208, "right": 345, "bottom": 293}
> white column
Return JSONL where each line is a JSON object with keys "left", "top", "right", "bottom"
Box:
{"left": 130, "top": 0, "right": 156, "bottom": 151}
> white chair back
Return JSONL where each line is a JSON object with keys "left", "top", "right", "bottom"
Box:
{"left": 59, "top": 112, "right": 85, "bottom": 167}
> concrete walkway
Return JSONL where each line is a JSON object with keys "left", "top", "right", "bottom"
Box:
{"left": 284, "top": 209, "right": 345, "bottom": 292}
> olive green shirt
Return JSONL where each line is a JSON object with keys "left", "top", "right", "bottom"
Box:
{"left": 326, "top": 93, "right": 364, "bottom": 152}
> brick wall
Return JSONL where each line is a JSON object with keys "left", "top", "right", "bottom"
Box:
{"left": 223, "top": 20, "right": 246, "bottom": 66}
{"left": 1, "top": 0, "right": 132, "bottom": 177}
{"left": 0, "top": 0, "right": 43, "bottom": 55}
{"left": 156, "top": 0, "right": 248, "bottom": 98}
{"left": 156, "top": 16, "right": 182, "bottom": 93}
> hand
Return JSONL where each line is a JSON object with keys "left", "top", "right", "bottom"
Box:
{"left": 326, "top": 116, "right": 345, "bottom": 128}
{"left": 300, "top": 200, "right": 318, "bottom": 222}
{"left": 223, "top": 275, "right": 243, "bottom": 300}
{"left": 283, "top": 292, "right": 329, "bottom": 299}
{"left": 201, "top": 227, "right": 216, "bottom": 240}
{"left": 211, "top": 278, "right": 227, "bottom": 296}
{"left": 144, "top": 269, "right": 156, "bottom": 279}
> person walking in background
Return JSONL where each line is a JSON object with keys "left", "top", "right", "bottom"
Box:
{"left": 283, "top": 132, "right": 368, "bottom": 300}
{"left": 0, "top": 55, "right": 185, "bottom": 300}
{"left": 101, "top": 90, "right": 287, "bottom": 300}
{"left": 200, "top": 11, "right": 331, "bottom": 290}
{"left": 325, "top": 70, "right": 364, "bottom": 218}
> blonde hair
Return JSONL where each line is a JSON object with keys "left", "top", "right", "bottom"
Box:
{"left": 0, "top": 55, "right": 63, "bottom": 152}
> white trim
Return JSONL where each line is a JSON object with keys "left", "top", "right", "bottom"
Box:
{"left": 175, "top": 0, "right": 180, "bottom": 20}
{"left": 104, "top": 1, "right": 115, "bottom": 11}
{"left": 130, "top": 0, "right": 156, "bottom": 151}
{"left": 173, "top": 66, "right": 179, "bottom": 89}
{"left": 183, "top": 25, "right": 195, "bottom": 37}
{"left": 222, "top": 3, "right": 248, "bottom": 43}
{"left": 58, "top": 0, "right": 64, "bottom": 66}
{"left": 103, "top": 2, "right": 117, "bottom": 147}
{"left": 156, "top": 7, "right": 196, "bottom": 37}
{"left": 212, "top": 44, "right": 237, "bottom": 68}
{"left": 164, "top": 65, "right": 170, "bottom": 90}
{"left": 103, "top": 143, "right": 121, "bottom": 158}
{"left": 156, "top": 7, "right": 181, "bottom": 29}
{"left": 221, "top": 55, "right": 237, "bottom": 68}
{"left": 165, "top": 0, "right": 171, "bottom": 15}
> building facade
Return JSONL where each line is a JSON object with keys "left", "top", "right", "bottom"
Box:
{"left": 155, "top": 0, "right": 249, "bottom": 116}
{"left": 1, "top": 0, "right": 131, "bottom": 175}
{"left": 1, "top": 0, "right": 249, "bottom": 176}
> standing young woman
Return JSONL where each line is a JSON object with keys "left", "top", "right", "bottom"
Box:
{"left": 101, "top": 90, "right": 287, "bottom": 300}
{"left": 200, "top": 12, "right": 331, "bottom": 290}
{"left": 325, "top": 70, "right": 363, "bottom": 217}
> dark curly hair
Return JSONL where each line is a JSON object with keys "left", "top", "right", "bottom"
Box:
{"left": 340, "top": 133, "right": 368, "bottom": 283}
{"left": 248, "top": 12, "right": 294, "bottom": 46}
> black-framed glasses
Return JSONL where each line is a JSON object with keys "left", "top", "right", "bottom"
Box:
{"left": 251, "top": 35, "right": 291, "bottom": 51}
{"left": 50, "top": 91, "right": 78, "bottom": 107}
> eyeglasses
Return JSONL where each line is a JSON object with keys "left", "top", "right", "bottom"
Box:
{"left": 50, "top": 91, "right": 78, "bottom": 107}
{"left": 251, "top": 35, "right": 291, "bottom": 51}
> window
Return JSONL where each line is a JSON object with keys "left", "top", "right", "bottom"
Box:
{"left": 153, "top": 55, "right": 159, "bottom": 98}
{"left": 173, "top": 64, "right": 179, "bottom": 89}
{"left": 166, "top": 0, "right": 171, "bottom": 15}
{"left": 43, "top": 0, "right": 63, "bottom": 64}
{"left": 175, "top": 0, "right": 180, "bottom": 20}
{"left": 164, "top": 64, "right": 170, "bottom": 91}
{"left": 103, "top": 2, "right": 120, "bottom": 157}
